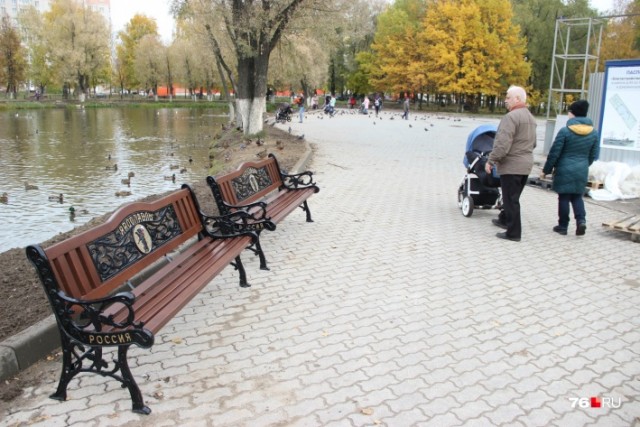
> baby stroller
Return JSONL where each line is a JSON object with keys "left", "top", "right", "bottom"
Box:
{"left": 457, "top": 124, "right": 502, "bottom": 217}
{"left": 275, "top": 103, "right": 292, "bottom": 123}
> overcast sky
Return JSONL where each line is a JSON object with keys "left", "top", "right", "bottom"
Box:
{"left": 110, "top": 0, "right": 175, "bottom": 43}
{"left": 590, "top": 0, "right": 617, "bottom": 14}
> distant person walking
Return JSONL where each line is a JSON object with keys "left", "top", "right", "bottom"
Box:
{"left": 297, "top": 93, "right": 305, "bottom": 123}
{"left": 362, "top": 96, "right": 370, "bottom": 114}
{"left": 349, "top": 95, "right": 356, "bottom": 109}
{"left": 374, "top": 94, "right": 382, "bottom": 117}
{"left": 402, "top": 96, "right": 410, "bottom": 120}
{"left": 485, "top": 85, "right": 537, "bottom": 242}
{"left": 541, "top": 100, "right": 599, "bottom": 236}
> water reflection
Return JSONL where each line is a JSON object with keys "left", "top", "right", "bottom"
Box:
{"left": 0, "top": 108, "right": 225, "bottom": 252}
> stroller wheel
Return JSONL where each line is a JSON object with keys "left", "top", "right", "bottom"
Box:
{"left": 461, "top": 195, "right": 474, "bottom": 217}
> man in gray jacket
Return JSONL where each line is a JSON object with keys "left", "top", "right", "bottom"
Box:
{"left": 485, "top": 85, "right": 537, "bottom": 242}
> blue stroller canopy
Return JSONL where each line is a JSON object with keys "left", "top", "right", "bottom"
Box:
{"left": 463, "top": 124, "right": 498, "bottom": 167}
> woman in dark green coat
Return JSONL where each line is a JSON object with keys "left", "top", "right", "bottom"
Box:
{"left": 542, "top": 100, "right": 600, "bottom": 236}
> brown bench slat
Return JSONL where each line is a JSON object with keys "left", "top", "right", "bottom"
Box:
{"left": 126, "top": 237, "right": 251, "bottom": 333}
{"left": 240, "top": 188, "right": 316, "bottom": 225}
{"left": 52, "top": 248, "right": 98, "bottom": 298}
{"left": 264, "top": 188, "right": 318, "bottom": 224}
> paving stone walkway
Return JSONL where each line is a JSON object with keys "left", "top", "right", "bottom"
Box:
{"left": 2, "top": 109, "right": 639, "bottom": 427}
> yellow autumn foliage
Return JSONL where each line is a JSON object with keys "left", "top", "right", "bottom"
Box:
{"left": 366, "top": 0, "right": 530, "bottom": 99}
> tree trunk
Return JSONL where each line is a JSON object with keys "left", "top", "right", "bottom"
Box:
{"left": 203, "top": 0, "right": 306, "bottom": 134}
{"left": 489, "top": 95, "right": 496, "bottom": 113}
{"left": 77, "top": 73, "right": 88, "bottom": 96}
{"left": 329, "top": 58, "right": 336, "bottom": 96}
{"left": 213, "top": 56, "right": 234, "bottom": 124}
{"left": 235, "top": 51, "right": 269, "bottom": 135}
{"left": 300, "top": 76, "right": 309, "bottom": 105}
{"left": 206, "top": 24, "right": 236, "bottom": 125}
{"left": 166, "top": 57, "right": 173, "bottom": 102}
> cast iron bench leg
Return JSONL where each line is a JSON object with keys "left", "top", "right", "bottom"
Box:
{"left": 253, "top": 235, "right": 269, "bottom": 270}
{"left": 302, "top": 200, "right": 314, "bottom": 222}
{"left": 118, "top": 346, "right": 151, "bottom": 415}
{"left": 233, "top": 255, "right": 250, "bottom": 287}
{"left": 51, "top": 334, "right": 75, "bottom": 402}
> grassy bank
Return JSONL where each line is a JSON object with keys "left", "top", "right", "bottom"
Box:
{"left": 0, "top": 97, "right": 233, "bottom": 112}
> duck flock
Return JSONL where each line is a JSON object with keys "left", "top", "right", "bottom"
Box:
{"left": 4, "top": 150, "right": 193, "bottom": 219}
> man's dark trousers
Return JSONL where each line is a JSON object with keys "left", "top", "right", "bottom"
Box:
{"left": 500, "top": 174, "right": 528, "bottom": 239}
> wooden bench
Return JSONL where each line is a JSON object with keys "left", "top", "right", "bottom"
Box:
{"left": 206, "top": 154, "right": 319, "bottom": 263}
{"left": 25, "top": 185, "right": 274, "bottom": 414}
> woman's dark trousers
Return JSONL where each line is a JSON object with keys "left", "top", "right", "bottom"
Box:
{"left": 557, "top": 193, "right": 586, "bottom": 229}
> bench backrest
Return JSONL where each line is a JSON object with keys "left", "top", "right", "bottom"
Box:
{"left": 209, "top": 155, "right": 283, "bottom": 213}
{"left": 41, "top": 188, "right": 203, "bottom": 300}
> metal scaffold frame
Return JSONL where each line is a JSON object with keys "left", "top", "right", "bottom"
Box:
{"left": 546, "top": 17, "right": 604, "bottom": 118}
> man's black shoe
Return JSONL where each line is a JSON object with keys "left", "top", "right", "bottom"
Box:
{"left": 576, "top": 223, "right": 587, "bottom": 236}
{"left": 553, "top": 226, "right": 568, "bottom": 235}
{"left": 492, "top": 219, "right": 507, "bottom": 229}
{"left": 496, "top": 232, "right": 520, "bottom": 242}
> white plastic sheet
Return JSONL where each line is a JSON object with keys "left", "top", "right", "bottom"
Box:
{"left": 588, "top": 161, "right": 640, "bottom": 201}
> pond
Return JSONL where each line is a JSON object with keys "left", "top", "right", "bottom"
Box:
{"left": 0, "top": 107, "right": 226, "bottom": 253}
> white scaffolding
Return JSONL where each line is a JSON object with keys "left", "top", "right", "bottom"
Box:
{"left": 546, "top": 17, "right": 605, "bottom": 118}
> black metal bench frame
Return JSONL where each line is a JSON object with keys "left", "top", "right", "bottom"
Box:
{"left": 26, "top": 184, "right": 274, "bottom": 414}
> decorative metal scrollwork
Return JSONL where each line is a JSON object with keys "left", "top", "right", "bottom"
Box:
{"left": 203, "top": 210, "right": 275, "bottom": 237}
{"left": 56, "top": 290, "right": 154, "bottom": 348}
{"left": 282, "top": 171, "right": 317, "bottom": 190}
{"left": 87, "top": 206, "right": 182, "bottom": 282}
{"left": 231, "top": 166, "right": 272, "bottom": 202}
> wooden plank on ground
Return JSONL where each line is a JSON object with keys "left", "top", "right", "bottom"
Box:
{"left": 602, "top": 214, "right": 640, "bottom": 242}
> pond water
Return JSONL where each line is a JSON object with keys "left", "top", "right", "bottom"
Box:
{"left": 0, "top": 107, "right": 226, "bottom": 253}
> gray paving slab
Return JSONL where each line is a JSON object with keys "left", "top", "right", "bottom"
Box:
{"left": 1, "top": 108, "right": 639, "bottom": 427}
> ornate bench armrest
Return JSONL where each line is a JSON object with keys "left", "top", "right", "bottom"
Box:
{"left": 222, "top": 200, "right": 269, "bottom": 221}
{"left": 54, "top": 290, "right": 154, "bottom": 348}
{"left": 202, "top": 210, "right": 276, "bottom": 236}
{"left": 280, "top": 170, "right": 319, "bottom": 191}
{"left": 182, "top": 183, "right": 273, "bottom": 233}
{"left": 26, "top": 244, "right": 153, "bottom": 348}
